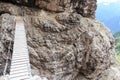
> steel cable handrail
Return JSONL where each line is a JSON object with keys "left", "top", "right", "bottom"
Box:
{"left": 3, "top": 41, "right": 12, "bottom": 76}
{"left": 1, "top": 20, "right": 12, "bottom": 76}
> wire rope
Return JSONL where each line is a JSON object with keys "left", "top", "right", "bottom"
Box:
{"left": 0, "top": 17, "right": 12, "bottom": 76}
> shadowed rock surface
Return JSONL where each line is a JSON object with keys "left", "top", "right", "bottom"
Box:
{"left": 0, "top": 0, "right": 119, "bottom": 80}
{"left": 0, "top": 0, "right": 97, "bottom": 18}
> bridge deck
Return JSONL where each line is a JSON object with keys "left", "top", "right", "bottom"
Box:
{"left": 10, "top": 17, "right": 31, "bottom": 80}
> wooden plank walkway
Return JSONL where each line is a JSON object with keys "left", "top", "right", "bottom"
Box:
{"left": 10, "top": 17, "right": 31, "bottom": 80}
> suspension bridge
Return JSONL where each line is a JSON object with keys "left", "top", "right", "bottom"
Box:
{"left": 4, "top": 17, "right": 32, "bottom": 80}
{"left": 1, "top": 15, "right": 49, "bottom": 80}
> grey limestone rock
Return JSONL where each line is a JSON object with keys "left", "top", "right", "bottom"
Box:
{"left": 24, "top": 12, "right": 115, "bottom": 80}
{"left": 0, "top": 14, "right": 15, "bottom": 75}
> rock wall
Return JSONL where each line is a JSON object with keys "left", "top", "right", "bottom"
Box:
{"left": 0, "top": 0, "right": 118, "bottom": 80}
{"left": 0, "top": 0, "right": 97, "bottom": 18}
{"left": 0, "top": 14, "right": 15, "bottom": 75}
{"left": 24, "top": 12, "right": 115, "bottom": 80}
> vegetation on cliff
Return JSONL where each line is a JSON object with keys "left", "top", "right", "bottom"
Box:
{"left": 114, "top": 31, "right": 120, "bottom": 62}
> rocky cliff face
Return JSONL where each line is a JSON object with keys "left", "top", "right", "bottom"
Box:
{"left": 0, "top": 0, "right": 97, "bottom": 18}
{"left": 0, "top": 14, "right": 15, "bottom": 75}
{"left": 0, "top": 0, "right": 119, "bottom": 80}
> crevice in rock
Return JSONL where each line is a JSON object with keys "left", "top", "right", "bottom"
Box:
{"left": 0, "top": 0, "right": 37, "bottom": 8}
